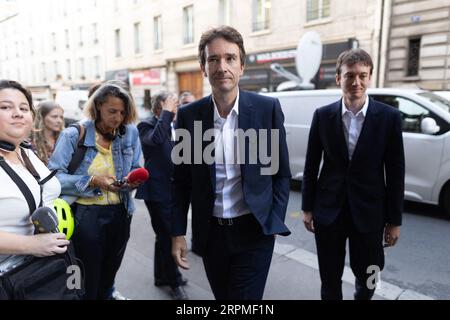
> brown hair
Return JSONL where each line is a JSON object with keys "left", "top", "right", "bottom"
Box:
{"left": 0, "top": 79, "right": 36, "bottom": 119}
{"left": 30, "top": 101, "right": 64, "bottom": 165}
{"left": 83, "top": 81, "right": 137, "bottom": 124}
{"left": 336, "top": 48, "right": 373, "bottom": 75}
{"left": 198, "top": 25, "right": 246, "bottom": 68}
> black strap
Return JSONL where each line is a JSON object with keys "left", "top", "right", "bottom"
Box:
{"left": 0, "top": 156, "right": 37, "bottom": 214}
{"left": 67, "top": 123, "right": 87, "bottom": 175}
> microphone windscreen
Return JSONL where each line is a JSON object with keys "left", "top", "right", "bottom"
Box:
{"left": 127, "top": 167, "right": 149, "bottom": 184}
{"left": 31, "top": 207, "right": 59, "bottom": 233}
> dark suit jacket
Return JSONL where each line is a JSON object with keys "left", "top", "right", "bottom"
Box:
{"left": 302, "top": 98, "right": 405, "bottom": 233}
{"left": 135, "top": 111, "right": 175, "bottom": 203}
{"left": 171, "top": 90, "right": 291, "bottom": 255}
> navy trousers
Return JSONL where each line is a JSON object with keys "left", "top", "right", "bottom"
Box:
{"left": 145, "top": 201, "right": 184, "bottom": 288}
{"left": 202, "top": 214, "right": 275, "bottom": 300}
{"left": 72, "top": 204, "right": 131, "bottom": 300}
{"left": 314, "top": 205, "right": 385, "bottom": 300}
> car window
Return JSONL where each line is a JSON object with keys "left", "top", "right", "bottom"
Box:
{"left": 418, "top": 92, "right": 450, "bottom": 114}
{"left": 370, "top": 95, "right": 430, "bottom": 133}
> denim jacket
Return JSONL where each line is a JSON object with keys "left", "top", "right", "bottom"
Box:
{"left": 48, "top": 119, "right": 142, "bottom": 214}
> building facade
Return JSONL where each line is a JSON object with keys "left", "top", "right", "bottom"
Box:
{"left": 4, "top": 0, "right": 433, "bottom": 110}
{"left": 384, "top": 0, "right": 450, "bottom": 90}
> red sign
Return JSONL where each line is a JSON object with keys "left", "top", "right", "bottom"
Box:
{"left": 131, "top": 69, "right": 161, "bottom": 86}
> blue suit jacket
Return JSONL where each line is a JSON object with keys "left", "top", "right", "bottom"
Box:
{"left": 302, "top": 98, "right": 405, "bottom": 233}
{"left": 171, "top": 90, "right": 291, "bottom": 255}
{"left": 135, "top": 111, "right": 175, "bottom": 202}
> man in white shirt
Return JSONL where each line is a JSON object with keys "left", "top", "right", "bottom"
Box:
{"left": 302, "top": 49, "right": 405, "bottom": 300}
{"left": 171, "top": 26, "right": 291, "bottom": 300}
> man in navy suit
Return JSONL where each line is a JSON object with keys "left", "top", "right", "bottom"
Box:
{"left": 171, "top": 26, "right": 291, "bottom": 300}
{"left": 135, "top": 91, "right": 188, "bottom": 300}
{"left": 302, "top": 49, "right": 405, "bottom": 300}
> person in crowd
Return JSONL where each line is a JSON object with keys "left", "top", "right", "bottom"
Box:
{"left": 179, "top": 91, "right": 195, "bottom": 105}
{"left": 301, "top": 48, "right": 405, "bottom": 300}
{"left": 30, "top": 101, "right": 64, "bottom": 165}
{"left": 171, "top": 26, "right": 291, "bottom": 300}
{"left": 0, "top": 80, "right": 68, "bottom": 296}
{"left": 48, "top": 81, "right": 143, "bottom": 300}
{"left": 177, "top": 91, "right": 199, "bottom": 255}
{"left": 135, "top": 91, "right": 189, "bottom": 300}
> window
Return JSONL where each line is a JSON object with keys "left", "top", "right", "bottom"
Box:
{"left": 183, "top": 5, "right": 194, "bottom": 45}
{"left": 115, "top": 29, "right": 121, "bottom": 57}
{"left": 252, "top": 0, "right": 271, "bottom": 32}
{"left": 307, "top": 0, "right": 330, "bottom": 22}
{"left": 51, "top": 32, "right": 57, "bottom": 51}
{"left": 371, "top": 95, "right": 430, "bottom": 133}
{"left": 407, "top": 37, "right": 421, "bottom": 77}
{"left": 134, "top": 22, "right": 141, "bottom": 54}
{"left": 41, "top": 62, "right": 47, "bottom": 82}
{"left": 66, "top": 59, "right": 71, "bottom": 80}
{"left": 153, "top": 15, "right": 162, "bottom": 50}
{"left": 94, "top": 56, "right": 100, "bottom": 78}
{"left": 78, "top": 58, "right": 85, "bottom": 80}
{"left": 65, "top": 29, "right": 70, "bottom": 48}
{"left": 53, "top": 60, "right": 59, "bottom": 79}
{"left": 92, "top": 23, "right": 98, "bottom": 44}
{"left": 219, "top": 0, "right": 230, "bottom": 25}
{"left": 79, "top": 26, "right": 83, "bottom": 47}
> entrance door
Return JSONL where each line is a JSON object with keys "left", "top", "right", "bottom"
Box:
{"left": 178, "top": 71, "right": 203, "bottom": 99}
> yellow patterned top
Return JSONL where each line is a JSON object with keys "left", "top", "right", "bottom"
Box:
{"left": 76, "top": 135, "right": 121, "bottom": 205}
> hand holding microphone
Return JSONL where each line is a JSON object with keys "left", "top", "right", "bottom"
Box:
{"left": 30, "top": 207, "right": 70, "bottom": 257}
{"left": 116, "top": 167, "right": 149, "bottom": 190}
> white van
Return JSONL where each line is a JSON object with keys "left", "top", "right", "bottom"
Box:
{"left": 263, "top": 88, "right": 450, "bottom": 215}
{"left": 55, "top": 90, "right": 89, "bottom": 125}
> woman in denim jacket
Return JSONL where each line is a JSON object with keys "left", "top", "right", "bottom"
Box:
{"left": 48, "top": 82, "right": 143, "bottom": 300}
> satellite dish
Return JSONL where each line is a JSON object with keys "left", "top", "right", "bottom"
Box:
{"left": 296, "top": 31, "right": 323, "bottom": 89}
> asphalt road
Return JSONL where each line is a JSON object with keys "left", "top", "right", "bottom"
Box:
{"left": 279, "top": 182, "right": 450, "bottom": 299}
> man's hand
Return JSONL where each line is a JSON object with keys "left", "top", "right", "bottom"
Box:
{"left": 384, "top": 224, "right": 400, "bottom": 247}
{"left": 162, "top": 95, "right": 178, "bottom": 114}
{"left": 303, "top": 211, "right": 315, "bottom": 233}
{"left": 172, "top": 236, "right": 190, "bottom": 270}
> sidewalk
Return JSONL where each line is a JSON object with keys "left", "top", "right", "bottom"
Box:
{"left": 115, "top": 199, "right": 383, "bottom": 300}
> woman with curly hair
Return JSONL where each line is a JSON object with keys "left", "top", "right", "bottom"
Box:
{"left": 30, "top": 101, "right": 64, "bottom": 165}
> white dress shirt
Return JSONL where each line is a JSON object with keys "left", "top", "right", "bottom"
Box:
{"left": 341, "top": 96, "right": 369, "bottom": 160}
{"left": 212, "top": 91, "right": 251, "bottom": 219}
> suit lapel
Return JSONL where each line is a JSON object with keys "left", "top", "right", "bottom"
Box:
{"left": 330, "top": 100, "right": 350, "bottom": 165}
{"left": 198, "top": 96, "right": 216, "bottom": 192}
{"left": 238, "top": 91, "right": 254, "bottom": 178}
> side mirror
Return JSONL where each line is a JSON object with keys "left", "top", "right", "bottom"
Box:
{"left": 421, "top": 117, "right": 440, "bottom": 135}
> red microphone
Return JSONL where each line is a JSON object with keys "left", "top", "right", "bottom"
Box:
{"left": 126, "top": 167, "right": 149, "bottom": 184}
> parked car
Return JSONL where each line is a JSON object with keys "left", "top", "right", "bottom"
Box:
{"left": 55, "top": 90, "right": 89, "bottom": 125}
{"left": 433, "top": 91, "right": 450, "bottom": 102}
{"left": 263, "top": 88, "right": 450, "bottom": 215}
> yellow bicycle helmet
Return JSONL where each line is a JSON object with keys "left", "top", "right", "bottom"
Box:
{"left": 53, "top": 198, "right": 74, "bottom": 240}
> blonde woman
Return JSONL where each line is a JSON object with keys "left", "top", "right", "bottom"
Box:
{"left": 48, "top": 81, "right": 143, "bottom": 300}
{"left": 31, "top": 101, "right": 64, "bottom": 165}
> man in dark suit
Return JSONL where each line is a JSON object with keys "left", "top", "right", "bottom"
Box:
{"left": 135, "top": 91, "right": 188, "bottom": 300}
{"left": 171, "top": 26, "right": 291, "bottom": 300}
{"left": 302, "top": 48, "right": 405, "bottom": 300}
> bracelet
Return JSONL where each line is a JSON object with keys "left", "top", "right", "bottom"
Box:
{"left": 90, "top": 176, "right": 96, "bottom": 187}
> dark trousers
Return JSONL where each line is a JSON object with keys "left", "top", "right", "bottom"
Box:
{"left": 202, "top": 214, "right": 275, "bottom": 300}
{"left": 144, "top": 201, "right": 183, "bottom": 287}
{"left": 72, "top": 204, "right": 132, "bottom": 300}
{"left": 314, "top": 206, "right": 385, "bottom": 300}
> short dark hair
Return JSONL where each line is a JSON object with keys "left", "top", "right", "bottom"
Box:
{"left": 0, "top": 80, "right": 35, "bottom": 118}
{"left": 151, "top": 91, "right": 173, "bottom": 115}
{"left": 198, "top": 26, "right": 246, "bottom": 67}
{"left": 336, "top": 49, "right": 373, "bottom": 75}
